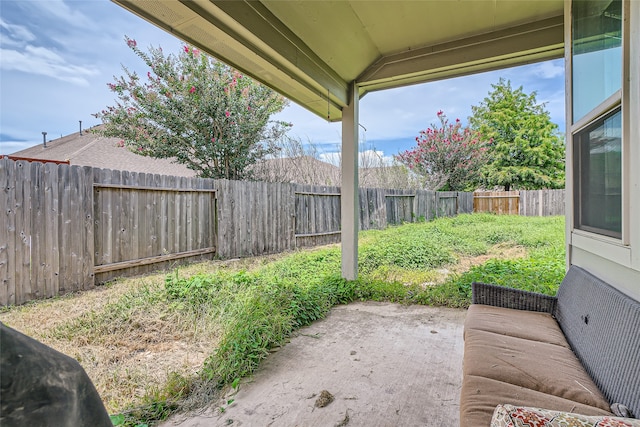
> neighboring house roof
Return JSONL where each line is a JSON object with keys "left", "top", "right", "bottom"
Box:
{"left": 253, "top": 155, "right": 340, "bottom": 186}
{"left": 10, "top": 126, "right": 196, "bottom": 177}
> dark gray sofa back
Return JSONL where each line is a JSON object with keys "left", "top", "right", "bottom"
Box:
{"left": 554, "top": 266, "right": 640, "bottom": 417}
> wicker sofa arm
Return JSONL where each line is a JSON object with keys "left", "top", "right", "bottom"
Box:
{"left": 472, "top": 282, "right": 557, "bottom": 313}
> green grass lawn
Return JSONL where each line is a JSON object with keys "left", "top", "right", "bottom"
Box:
{"left": 135, "top": 213, "right": 564, "bottom": 425}
{"left": 4, "top": 213, "right": 566, "bottom": 426}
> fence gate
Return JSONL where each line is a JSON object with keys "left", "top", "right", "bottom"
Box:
{"left": 436, "top": 191, "right": 459, "bottom": 217}
{"left": 294, "top": 188, "right": 341, "bottom": 247}
{"left": 385, "top": 194, "right": 414, "bottom": 225}
{"left": 93, "top": 181, "right": 217, "bottom": 282}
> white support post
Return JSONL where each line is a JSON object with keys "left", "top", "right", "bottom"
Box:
{"left": 341, "top": 83, "right": 359, "bottom": 280}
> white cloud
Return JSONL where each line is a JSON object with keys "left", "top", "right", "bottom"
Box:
{"left": 319, "top": 152, "right": 340, "bottom": 166}
{"left": 19, "top": 0, "right": 93, "bottom": 29}
{"left": 1, "top": 140, "right": 33, "bottom": 155}
{"left": 1, "top": 46, "right": 98, "bottom": 86}
{"left": 0, "top": 18, "right": 36, "bottom": 43}
{"left": 529, "top": 61, "right": 565, "bottom": 79}
{"left": 316, "top": 149, "right": 395, "bottom": 167}
{"left": 359, "top": 149, "right": 394, "bottom": 167}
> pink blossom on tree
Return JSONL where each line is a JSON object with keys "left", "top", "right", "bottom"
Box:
{"left": 395, "top": 112, "right": 490, "bottom": 191}
{"left": 94, "top": 36, "right": 290, "bottom": 179}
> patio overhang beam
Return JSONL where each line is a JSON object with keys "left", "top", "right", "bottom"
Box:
{"left": 112, "top": 0, "right": 347, "bottom": 121}
{"left": 357, "top": 15, "right": 564, "bottom": 94}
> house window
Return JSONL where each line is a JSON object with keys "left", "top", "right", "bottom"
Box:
{"left": 572, "top": 0, "right": 622, "bottom": 122}
{"left": 573, "top": 108, "right": 622, "bottom": 238}
{"left": 572, "top": 0, "right": 623, "bottom": 239}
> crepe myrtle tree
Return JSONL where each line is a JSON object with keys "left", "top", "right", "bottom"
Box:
{"left": 94, "top": 37, "right": 290, "bottom": 180}
{"left": 395, "top": 111, "right": 491, "bottom": 191}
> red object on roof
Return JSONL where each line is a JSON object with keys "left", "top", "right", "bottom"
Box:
{"left": 2, "top": 155, "right": 70, "bottom": 165}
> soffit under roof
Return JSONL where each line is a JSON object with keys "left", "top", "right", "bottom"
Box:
{"left": 112, "top": 0, "right": 564, "bottom": 122}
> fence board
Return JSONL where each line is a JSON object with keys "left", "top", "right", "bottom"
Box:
{"left": 458, "top": 192, "right": 474, "bottom": 214}
{"left": 30, "top": 163, "right": 42, "bottom": 299}
{"left": 436, "top": 191, "right": 458, "bottom": 217}
{"left": 386, "top": 190, "right": 414, "bottom": 224}
{"left": 81, "top": 166, "right": 95, "bottom": 289}
{"left": 65, "top": 165, "right": 76, "bottom": 291}
{"left": 14, "top": 161, "right": 31, "bottom": 304}
{"left": 46, "top": 163, "right": 60, "bottom": 298}
{"left": 68, "top": 166, "right": 82, "bottom": 292}
{"left": 93, "top": 173, "right": 217, "bottom": 282}
{"left": 1, "top": 159, "right": 15, "bottom": 306}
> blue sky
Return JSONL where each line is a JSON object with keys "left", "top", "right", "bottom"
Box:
{"left": 0, "top": 0, "right": 565, "bottom": 163}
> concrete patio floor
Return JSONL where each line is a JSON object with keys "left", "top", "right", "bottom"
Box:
{"left": 161, "top": 302, "right": 467, "bottom": 427}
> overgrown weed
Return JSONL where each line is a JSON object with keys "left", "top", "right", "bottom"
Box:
{"left": 0, "top": 213, "right": 565, "bottom": 426}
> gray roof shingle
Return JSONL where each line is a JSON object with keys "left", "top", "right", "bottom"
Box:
{"left": 10, "top": 126, "right": 196, "bottom": 177}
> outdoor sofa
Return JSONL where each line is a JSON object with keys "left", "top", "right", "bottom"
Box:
{"left": 460, "top": 265, "right": 640, "bottom": 426}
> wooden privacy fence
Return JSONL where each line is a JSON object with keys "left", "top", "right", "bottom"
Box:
{"left": 1, "top": 159, "right": 219, "bottom": 304}
{"left": 474, "top": 190, "right": 565, "bottom": 216}
{"left": 293, "top": 187, "right": 475, "bottom": 248}
{"left": 2, "top": 157, "right": 478, "bottom": 306}
{"left": 92, "top": 169, "right": 218, "bottom": 283}
{"left": 519, "top": 189, "right": 565, "bottom": 216}
{"left": 474, "top": 191, "right": 520, "bottom": 215}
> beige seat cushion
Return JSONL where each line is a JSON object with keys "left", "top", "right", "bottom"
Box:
{"left": 460, "top": 375, "right": 612, "bottom": 427}
{"left": 463, "top": 328, "right": 610, "bottom": 411}
{"left": 464, "top": 304, "right": 569, "bottom": 348}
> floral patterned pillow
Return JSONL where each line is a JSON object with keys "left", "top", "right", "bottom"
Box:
{"left": 491, "top": 404, "right": 640, "bottom": 427}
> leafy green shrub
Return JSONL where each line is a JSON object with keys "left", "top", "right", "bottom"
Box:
{"left": 105, "top": 213, "right": 565, "bottom": 424}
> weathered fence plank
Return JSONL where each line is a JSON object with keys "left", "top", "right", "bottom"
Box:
{"left": 45, "top": 162, "right": 60, "bottom": 298}
{"left": 30, "top": 163, "right": 42, "bottom": 300}
{"left": 81, "top": 166, "right": 95, "bottom": 290}
{"left": 68, "top": 166, "right": 81, "bottom": 292}
{"left": 414, "top": 190, "right": 437, "bottom": 221}
{"left": 15, "top": 161, "right": 32, "bottom": 304}
{"left": 519, "top": 189, "right": 565, "bottom": 216}
{"left": 436, "top": 191, "right": 458, "bottom": 217}
{"left": 1, "top": 159, "right": 15, "bottom": 306}
{"left": 385, "top": 190, "right": 414, "bottom": 224}
{"left": 458, "top": 192, "right": 475, "bottom": 214}
{"left": 294, "top": 185, "right": 342, "bottom": 248}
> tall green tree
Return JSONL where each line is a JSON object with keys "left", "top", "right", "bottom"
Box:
{"left": 469, "top": 78, "right": 565, "bottom": 190}
{"left": 94, "top": 37, "right": 290, "bottom": 180}
{"left": 395, "top": 111, "right": 490, "bottom": 191}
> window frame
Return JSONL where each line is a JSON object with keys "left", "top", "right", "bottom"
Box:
{"left": 572, "top": 105, "right": 622, "bottom": 239}
{"left": 569, "top": 0, "right": 628, "bottom": 244}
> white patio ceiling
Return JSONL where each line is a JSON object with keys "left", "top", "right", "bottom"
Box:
{"left": 112, "top": 0, "right": 564, "bottom": 122}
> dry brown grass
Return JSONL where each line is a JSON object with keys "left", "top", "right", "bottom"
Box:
{"left": 0, "top": 256, "right": 287, "bottom": 414}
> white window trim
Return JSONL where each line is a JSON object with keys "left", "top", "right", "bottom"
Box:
{"left": 570, "top": 90, "right": 621, "bottom": 134}
{"left": 566, "top": 0, "right": 638, "bottom": 272}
